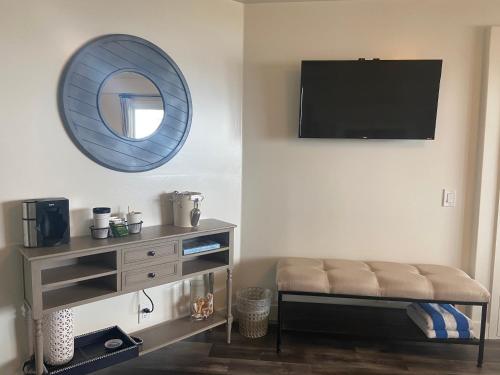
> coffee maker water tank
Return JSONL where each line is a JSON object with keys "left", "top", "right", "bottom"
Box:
{"left": 22, "top": 198, "right": 70, "bottom": 248}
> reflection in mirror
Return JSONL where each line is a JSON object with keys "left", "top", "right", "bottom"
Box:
{"left": 99, "top": 71, "right": 164, "bottom": 140}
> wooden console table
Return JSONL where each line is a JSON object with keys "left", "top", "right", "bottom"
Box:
{"left": 20, "top": 219, "right": 236, "bottom": 375}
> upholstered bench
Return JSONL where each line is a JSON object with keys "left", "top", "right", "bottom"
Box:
{"left": 276, "top": 258, "right": 490, "bottom": 366}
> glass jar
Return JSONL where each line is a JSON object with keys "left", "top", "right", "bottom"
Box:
{"left": 190, "top": 277, "right": 214, "bottom": 320}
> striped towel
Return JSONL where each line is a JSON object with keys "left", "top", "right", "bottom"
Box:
{"left": 407, "top": 303, "right": 474, "bottom": 339}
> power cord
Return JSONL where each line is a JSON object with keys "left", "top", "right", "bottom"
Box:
{"left": 141, "top": 289, "right": 154, "bottom": 314}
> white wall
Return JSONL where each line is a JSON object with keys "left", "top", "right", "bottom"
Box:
{"left": 474, "top": 27, "right": 500, "bottom": 338}
{"left": 3, "top": 0, "right": 500, "bottom": 371}
{"left": 0, "top": 0, "right": 243, "bottom": 373}
{"left": 239, "top": 0, "right": 500, "bottom": 293}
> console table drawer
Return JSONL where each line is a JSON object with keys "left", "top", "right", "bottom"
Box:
{"left": 123, "top": 241, "right": 178, "bottom": 265}
{"left": 122, "top": 262, "right": 179, "bottom": 290}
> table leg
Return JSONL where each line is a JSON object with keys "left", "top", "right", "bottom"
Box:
{"left": 208, "top": 272, "right": 215, "bottom": 293}
{"left": 24, "top": 303, "right": 34, "bottom": 358}
{"left": 226, "top": 268, "right": 233, "bottom": 344}
{"left": 34, "top": 318, "right": 44, "bottom": 375}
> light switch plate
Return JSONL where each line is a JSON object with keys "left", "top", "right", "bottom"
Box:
{"left": 442, "top": 189, "right": 456, "bottom": 207}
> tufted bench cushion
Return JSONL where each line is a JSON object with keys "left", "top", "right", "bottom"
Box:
{"left": 276, "top": 258, "right": 490, "bottom": 303}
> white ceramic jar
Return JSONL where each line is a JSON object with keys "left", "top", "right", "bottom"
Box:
{"left": 171, "top": 191, "right": 203, "bottom": 227}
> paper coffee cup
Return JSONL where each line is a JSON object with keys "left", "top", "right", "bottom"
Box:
{"left": 93, "top": 207, "right": 111, "bottom": 229}
{"left": 127, "top": 211, "right": 142, "bottom": 225}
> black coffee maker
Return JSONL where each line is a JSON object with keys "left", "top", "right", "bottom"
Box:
{"left": 22, "top": 198, "right": 70, "bottom": 248}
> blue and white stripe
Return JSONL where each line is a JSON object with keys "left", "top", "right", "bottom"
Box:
{"left": 406, "top": 303, "right": 474, "bottom": 339}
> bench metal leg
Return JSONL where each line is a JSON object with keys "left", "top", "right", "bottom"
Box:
{"left": 477, "top": 303, "right": 487, "bottom": 367}
{"left": 277, "top": 291, "right": 282, "bottom": 353}
{"left": 226, "top": 269, "right": 233, "bottom": 344}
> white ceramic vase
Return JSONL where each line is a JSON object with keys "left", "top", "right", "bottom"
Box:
{"left": 43, "top": 308, "right": 74, "bottom": 366}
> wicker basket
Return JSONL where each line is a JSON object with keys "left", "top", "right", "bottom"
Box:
{"left": 236, "top": 287, "right": 272, "bottom": 338}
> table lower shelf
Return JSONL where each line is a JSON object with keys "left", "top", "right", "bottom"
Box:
{"left": 130, "top": 310, "right": 228, "bottom": 355}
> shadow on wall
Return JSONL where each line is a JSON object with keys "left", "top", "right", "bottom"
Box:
{"left": 0, "top": 200, "right": 30, "bottom": 374}
{"left": 459, "top": 27, "right": 488, "bottom": 276}
{"left": 166, "top": 280, "right": 190, "bottom": 319}
{"left": 160, "top": 192, "right": 175, "bottom": 225}
{"left": 238, "top": 64, "right": 299, "bottom": 295}
{"left": 233, "top": 257, "right": 280, "bottom": 301}
{"left": 71, "top": 208, "right": 92, "bottom": 237}
{"left": 258, "top": 63, "right": 301, "bottom": 140}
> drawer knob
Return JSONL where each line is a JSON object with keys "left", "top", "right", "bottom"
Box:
{"left": 148, "top": 272, "right": 156, "bottom": 278}
{"left": 148, "top": 250, "right": 156, "bottom": 256}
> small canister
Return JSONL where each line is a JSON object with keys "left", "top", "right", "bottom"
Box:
{"left": 93, "top": 207, "right": 111, "bottom": 229}
{"left": 127, "top": 211, "right": 143, "bottom": 234}
{"left": 171, "top": 191, "right": 203, "bottom": 227}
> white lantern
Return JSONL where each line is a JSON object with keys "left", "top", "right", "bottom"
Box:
{"left": 43, "top": 308, "right": 74, "bottom": 366}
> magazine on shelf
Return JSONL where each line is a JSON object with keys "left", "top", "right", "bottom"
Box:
{"left": 183, "top": 238, "right": 221, "bottom": 255}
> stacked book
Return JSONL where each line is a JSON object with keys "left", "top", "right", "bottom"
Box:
{"left": 183, "top": 238, "right": 221, "bottom": 256}
{"left": 406, "top": 303, "right": 474, "bottom": 339}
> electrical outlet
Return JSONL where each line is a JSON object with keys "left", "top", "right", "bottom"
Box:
{"left": 138, "top": 303, "right": 151, "bottom": 324}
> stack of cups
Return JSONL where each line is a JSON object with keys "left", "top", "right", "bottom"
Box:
{"left": 93, "top": 207, "right": 111, "bottom": 239}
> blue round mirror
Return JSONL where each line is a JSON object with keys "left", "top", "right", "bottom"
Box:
{"left": 59, "top": 34, "right": 192, "bottom": 172}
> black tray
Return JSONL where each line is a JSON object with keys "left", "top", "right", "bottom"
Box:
{"left": 44, "top": 326, "right": 140, "bottom": 375}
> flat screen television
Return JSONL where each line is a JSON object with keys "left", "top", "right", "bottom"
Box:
{"left": 299, "top": 59, "right": 443, "bottom": 139}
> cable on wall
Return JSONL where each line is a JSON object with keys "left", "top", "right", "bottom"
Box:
{"left": 141, "top": 289, "right": 154, "bottom": 313}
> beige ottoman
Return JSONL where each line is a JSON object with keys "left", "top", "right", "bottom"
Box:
{"left": 275, "top": 257, "right": 490, "bottom": 367}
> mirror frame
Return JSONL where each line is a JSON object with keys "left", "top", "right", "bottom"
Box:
{"left": 59, "top": 34, "right": 192, "bottom": 172}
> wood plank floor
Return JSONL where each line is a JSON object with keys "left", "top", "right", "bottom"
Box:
{"left": 95, "top": 324, "right": 500, "bottom": 375}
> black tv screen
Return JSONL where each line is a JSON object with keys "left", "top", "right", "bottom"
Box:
{"left": 299, "top": 59, "right": 442, "bottom": 139}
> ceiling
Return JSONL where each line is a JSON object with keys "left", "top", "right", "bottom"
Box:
{"left": 233, "top": 0, "right": 338, "bottom": 3}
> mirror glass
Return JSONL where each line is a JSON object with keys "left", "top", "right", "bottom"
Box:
{"left": 99, "top": 71, "right": 164, "bottom": 140}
